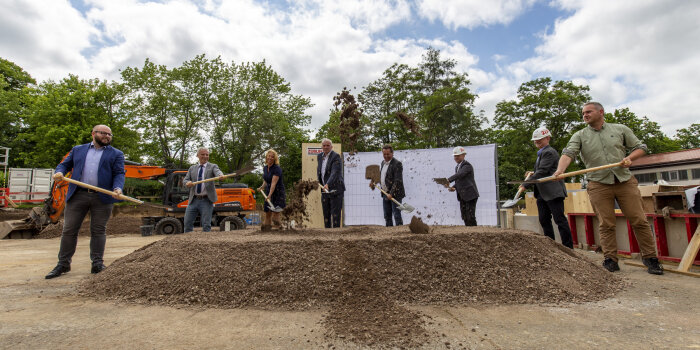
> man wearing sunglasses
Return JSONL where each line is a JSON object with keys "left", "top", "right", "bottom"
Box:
{"left": 45, "top": 125, "right": 125, "bottom": 279}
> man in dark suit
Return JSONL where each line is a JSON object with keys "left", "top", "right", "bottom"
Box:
{"left": 317, "top": 138, "right": 345, "bottom": 228}
{"left": 372, "top": 144, "right": 405, "bottom": 226}
{"left": 46, "top": 125, "right": 125, "bottom": 279}
{"left": 448, "top": 146, "right": 479, "bottom": 226}
{"left": 183, "top": 147, "right": 224, "bottom": 233}
{"left": 520, "top": 127, "right": 574, "bottom": 249}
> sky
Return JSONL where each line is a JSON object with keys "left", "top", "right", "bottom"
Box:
{"left": 1, "top": 0, "right": 698, "bottom": 136}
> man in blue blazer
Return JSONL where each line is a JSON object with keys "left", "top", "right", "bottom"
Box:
{"left": 317, "top": 138, "right": 345, "bottom": 228}
{"left": 45, "top": 125, "right": 125, "bottom": 279}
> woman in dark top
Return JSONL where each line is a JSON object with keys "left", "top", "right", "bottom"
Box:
{"left": 258, "top": 149, "right": 285, "bottom": 229}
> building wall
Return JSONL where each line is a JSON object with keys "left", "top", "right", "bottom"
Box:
{"left": 631, "top": 163, "right": 700, "bottom": 186}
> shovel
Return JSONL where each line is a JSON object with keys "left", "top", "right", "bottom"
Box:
{"left": 318, "top": 182, "right": 336, "bottom": 194}
{"left": 58, "top": 176, "right": 143, "bottom": 204}
{"left": 188, "top": 165, "right": 255, "bottom": 186}
{"left": 502, "top": 172, "right": 532, "bottom": 208}
{"left": 507, "top": 160, "right": 626, "bottom": 185}
{"left": 258, "top": 189, "right": 283, "bottom": 213}
{"left": 502, "top": 186, "right": 525, "bottom": 208}
{"left": 364, "top": 164, "right": 415, "bottom": 213}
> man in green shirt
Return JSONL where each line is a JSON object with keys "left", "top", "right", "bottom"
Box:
{"left": 554, "top": 102, "right": 663, "bottom": 275}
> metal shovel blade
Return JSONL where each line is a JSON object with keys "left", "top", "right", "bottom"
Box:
{"left": 398, "top": 203, "right": 415, "bottom": 213}
{"left": 502, "top": 197, "right": 521, "bottom": 208}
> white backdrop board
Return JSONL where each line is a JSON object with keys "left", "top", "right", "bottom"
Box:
{"left": 343, "top": 144, "right": 498, "bottom": 226}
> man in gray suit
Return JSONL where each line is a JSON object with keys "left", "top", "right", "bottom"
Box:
{"left": 448, "top": 146, "right": 479, "bottom": 226}
{"left": 183, "top": 147, "right": 224, "bottom": 232}
{"left": 520, "top": 127, "right": 573, "bottom": 248}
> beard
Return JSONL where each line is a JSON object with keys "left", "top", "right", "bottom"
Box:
{"left": 95, "top": 137, "right": 111, "bottom": 147}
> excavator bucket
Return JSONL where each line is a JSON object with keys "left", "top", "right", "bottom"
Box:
{"left": 0, "top": 207, "right": 50, "bottom": 239}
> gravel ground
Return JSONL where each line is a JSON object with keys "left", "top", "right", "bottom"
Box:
{"left": 78, "top": 225, "right": 624, "bottom": 347}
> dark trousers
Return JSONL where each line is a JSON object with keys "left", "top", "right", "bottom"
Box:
{"left": 58, "top": 190, "right": 113, "bottom": 267}
{"left": 536, "top": 197, "right": 574, "bottom": 249}
{"left": 321, "top": 193, "right": 343, "bottom": 228}
{"left": 458, "top": 195, "right": 478, "bottom": 226}
{"left": 383, "top": 198, "right": 403, "bottom": 226}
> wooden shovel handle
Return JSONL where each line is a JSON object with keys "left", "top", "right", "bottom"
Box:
{"left": 538, "top": 161, "right": 625, "bottom": 183}
{"left": 258, "top": 188, "right": 276, "bottom": 208}
{"left": 60, "top": 177, "right": 143, "bottom": 204}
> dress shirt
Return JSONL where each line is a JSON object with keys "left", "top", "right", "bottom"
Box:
{"left": 321, "top": 153, "right": 329, "bottom": 184}
{"left": 82, "top": 142, "right": 104, "bottom": 187}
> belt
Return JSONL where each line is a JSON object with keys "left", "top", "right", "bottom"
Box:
{"left": 194, "top": 194, "right": 208, "bottom": 199}
{"left": 76, "top": 187, "right": 98, "bottom": 193}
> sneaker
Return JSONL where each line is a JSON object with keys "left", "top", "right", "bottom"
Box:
{"left": 602, "top": 258, "right": 620, "bottom": 272}
{"left": 642, "top": 257, "right": 664, "bottom": 275}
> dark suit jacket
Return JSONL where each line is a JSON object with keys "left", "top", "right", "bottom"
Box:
{"left": 523, "top": 145, "right": 567, "bottom": 201}
{"left": 55, "top": 143, "right": 126, "bottom": 204}
{"left": 317, "top": 150, "right": 345, "bottom": 194}
{"left": 380, "top": 158, "right": 405, "bottom": 200}
{"left": 448, "top": 160, "right": 479, "bottom": 202}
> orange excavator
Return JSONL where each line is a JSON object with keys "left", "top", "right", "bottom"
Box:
{"left": 1, "top": 160, "right": 257, "bottom": 239}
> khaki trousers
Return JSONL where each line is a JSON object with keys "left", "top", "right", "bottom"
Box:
{"left": 586, "top": 176, "right": 657, "bottom": 261}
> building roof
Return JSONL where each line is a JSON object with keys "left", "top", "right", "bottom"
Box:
{"left": 630, "top": 148, "right": 700, "bottom": 170}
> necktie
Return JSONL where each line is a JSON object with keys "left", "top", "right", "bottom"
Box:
{"left": 196, "top": 165, "right": 204, "bottom": 194}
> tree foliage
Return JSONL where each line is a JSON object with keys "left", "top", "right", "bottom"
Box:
{"left": 0, "top": 58, "right": 36, "bottom": 166}
{"left": 673, "top": 123, "right": 700, "bottom": 150}
{"left": 18, "top": 75, "right": 140, "bottom": 168}
{"left": 492, "top": 78, "right": 591, "bottom": 198}
{"left": 319, "top": 47, "right": 486, "bottom": 151}
{"left": 606, "top": 108, "right": 679, "bottom": 154}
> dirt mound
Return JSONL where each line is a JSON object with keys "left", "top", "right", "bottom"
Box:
{"left": 409, "top": 216, "right": 430, "bottom": 234}
{"left": 0, "top": 208, "right": 31, "bottom": 221}
{"left": 34, "top": 216, "right": 143, "bottom": 239}
{"left": 279, "top": 179, "right": 317, "bottom": 229}
{"left": 78, "top": 226, "right": 623, "bottom": 347}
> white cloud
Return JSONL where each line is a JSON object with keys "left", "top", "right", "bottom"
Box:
{"left": 0, "top": 0, "right": 97, "bottom": 80}
{"left": 518, "top": 0, "right": 700, "bottom": 134}
{"left": 417, "top": 0, "right": 537, "bottom": 30}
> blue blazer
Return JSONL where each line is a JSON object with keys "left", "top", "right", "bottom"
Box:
{"left": 55, "top": 143, "right": 126, "bottom": 204}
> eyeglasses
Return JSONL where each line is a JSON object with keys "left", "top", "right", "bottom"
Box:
{"left": 94, "top": 131, "right": 113, "bottom": 137}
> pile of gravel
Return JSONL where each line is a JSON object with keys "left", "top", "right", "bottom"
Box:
{"left": 78, "top": 226, "right": 624, "bottom": 347}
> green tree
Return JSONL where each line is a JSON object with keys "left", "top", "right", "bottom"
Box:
{"left": 353, "top": 47, "right": 485, "bottom": 151}
{"left": 606, "top": 108, "right": 679, "bottom": 154}
{"left": 492, "top": 78, "right": 591, "bottom": 198}
{"left": 121, "top": 59, "right": 202, "bottom": 168}
{"left": 179, "top": 55, "right": 312, "bottom": 188}
{"left": 674, "top": 123, "right": 700, "bottom": 149}
{"left": 0, "top": 58, "right": 36, "bottom": 166}
{"left": 18, "top": 75, "right": 140, "bottom": 167}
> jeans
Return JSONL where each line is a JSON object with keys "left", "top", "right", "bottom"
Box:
{"left": 536, "top": 197, "right": 574, "bottom": 249}
{"left": 58, "top": 190, "right": 113, "bottom": 267}
{"left": 383, "top": 198, "right": 403, "bottom": 226}
{"left": 184, "top": 197, "right": 214, "bottom": 232}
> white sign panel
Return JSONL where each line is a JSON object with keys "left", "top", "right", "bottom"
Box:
{"left": 343, "top": 144, "right": 498, "bottom": 226}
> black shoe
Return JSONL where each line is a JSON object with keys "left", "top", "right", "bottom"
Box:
{"left": 45, "top": 265, "right": 70, "bottom": 279}
{"left": 91, "top": 264, "right": 107, "bottom": 274}
{"left": 643, "top": 257, "right": 664, "bottom": 275}
{"left": 602, "top": 258, "right": 620, "bottom": 272}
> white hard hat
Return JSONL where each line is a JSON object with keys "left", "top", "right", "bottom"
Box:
{"left": 452, "top": 146, "right": 466, "bottom": 156}
{"left": 531, "top": 127, "right": 551, "bottom": 141}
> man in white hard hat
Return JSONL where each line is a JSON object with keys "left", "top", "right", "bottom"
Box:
{"left": 447, "top": 146, "right": 479, "bottom": 226}
{"left": 519, "top": 127, "right": 573, "bottom": 249}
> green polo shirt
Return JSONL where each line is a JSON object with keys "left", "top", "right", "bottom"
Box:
{"left": 562, "top": 123, "right": 647, "bottom": 184}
